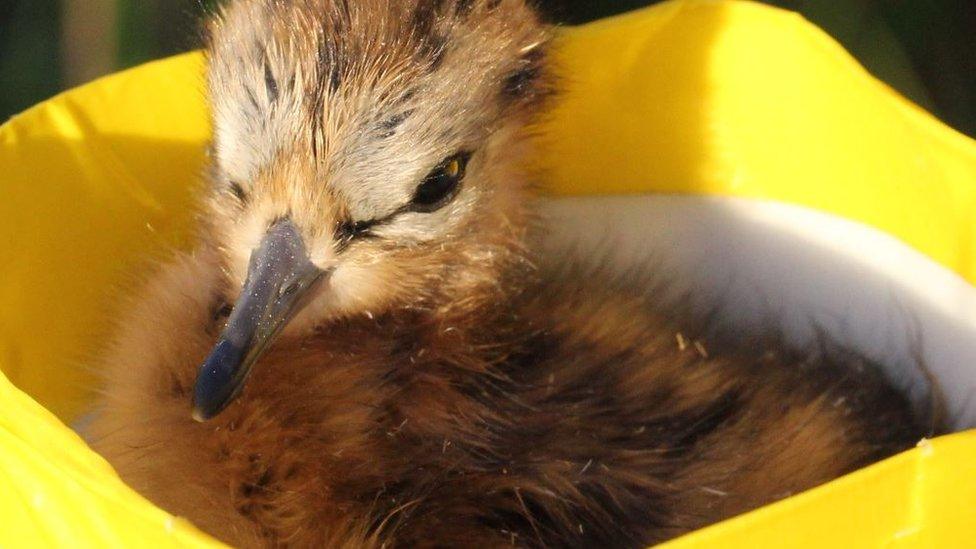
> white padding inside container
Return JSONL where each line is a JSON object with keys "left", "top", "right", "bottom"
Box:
{"left": 545, "top": 195, "right": 976, "bottom": 429}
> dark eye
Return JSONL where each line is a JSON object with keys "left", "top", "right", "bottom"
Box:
{"left": 410, "top": 152, "right": 470, "bottom": 212}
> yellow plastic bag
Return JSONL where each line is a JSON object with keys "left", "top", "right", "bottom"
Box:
{"left": 1, "top": 1, "right": 974, "bottom": 546}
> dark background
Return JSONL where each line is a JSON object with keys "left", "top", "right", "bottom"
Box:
{"left": 2, "top": 0, "right": 974, "bottom": 137}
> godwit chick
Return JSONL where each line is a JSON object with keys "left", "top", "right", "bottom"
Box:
{"left": 89, "top": 0, "right": 927, "bottom": 546}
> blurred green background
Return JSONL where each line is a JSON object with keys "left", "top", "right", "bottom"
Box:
{"left": 1, "top": 0, "right": 974, "bottom": 137}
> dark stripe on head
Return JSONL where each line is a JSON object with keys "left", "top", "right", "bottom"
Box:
{"left": 317, "top": 35, "right": 345, "bottom": 94}
{"left": 263, "top": 61, "right": 279, "bottom": 103}
{"left": 426, "top": 35, "right": 449, "bottom": 71}
{"left": 412, "top": 0, "right": 450, "bottom": 70}
{"left": 229, "top": 181, "right": 249, "bottom": 204}
{"left": 378, "top": 110, "right": 414, "bottom": 138}
{"left": 413, "top": 0, "right": 447, "bottom": 31}
{"left": 399, "top": 89, "right": 418, "bottom": 105}
{"left": 317, "top": 1, "right": 353, "bottom": 96}
{"left": 329, "top": 64, "right": 342, "bottom": 93}
{"left": 502, "top": 46, "right": 545, "bottom": 102}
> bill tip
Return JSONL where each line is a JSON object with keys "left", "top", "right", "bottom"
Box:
{"left": 191, "top": 407, "right": 210, "bottom": 423}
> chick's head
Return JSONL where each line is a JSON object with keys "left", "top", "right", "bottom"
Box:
{"left": 193, "top": 0, "right": 551, "bottom": 419}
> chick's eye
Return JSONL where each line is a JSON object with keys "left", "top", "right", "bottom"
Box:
{"left": 411, "top": 152, "right": 470, "bottom": 211}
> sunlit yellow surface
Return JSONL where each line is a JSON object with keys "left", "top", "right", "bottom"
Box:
{"left": 0, "top": 1, "right": 974, "bottom": 546}
{"left": 539, "top": 0, "right": 976, "bottom": 285}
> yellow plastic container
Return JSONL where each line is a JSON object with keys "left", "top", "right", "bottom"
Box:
{"left": 1, "top": 1, "right": 974, "bottom": 546}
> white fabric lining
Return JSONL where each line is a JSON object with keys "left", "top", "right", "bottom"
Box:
{"left": 543, "top": 195, "right": 976, "bottom": 429}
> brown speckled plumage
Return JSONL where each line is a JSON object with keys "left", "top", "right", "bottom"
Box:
{"left": 88, "top": 1, "right": 927, "bottom": 547}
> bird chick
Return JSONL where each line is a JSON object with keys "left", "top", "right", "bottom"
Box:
{"left": 88, "top": 0, "right": 927, "bottom": 547}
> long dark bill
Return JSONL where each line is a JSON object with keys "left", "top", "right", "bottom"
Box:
{"left": 192, "top": 217, "right": 327, "bottom": 422}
